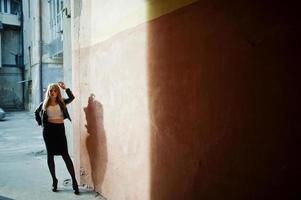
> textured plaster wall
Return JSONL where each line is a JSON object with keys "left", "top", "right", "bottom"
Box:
{"left": 71, "top": 1, "right": 198, "bottom": 199}
{"left": 71, "top": 0, "right": 300, "bottom": 199}
{"left": 72, "top": 10, "right": 150, "bottom": 200}
{"left": 78, "top": 36, "right": 150, "bottom": 199}
{"left": 148, "top": 1, "right": 300, "bottom": 199}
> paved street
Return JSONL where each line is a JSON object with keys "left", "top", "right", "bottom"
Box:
{"left": 0, "top": 112, "right": 104, "bottom": 200}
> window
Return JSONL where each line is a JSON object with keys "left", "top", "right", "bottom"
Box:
{"left": 10, "top": 0, "right": 20, "bottom": 15}
{"left": 49, "top": 0, "right": 64, "bottom": 58}
{"left": 49, "top": 0, "right": 64, "bottom": 40}
{"left": 0, "top": 0, "right": 20, "bottom": 15}
{"left": 3, "top": 0, "right": 11, "bottom": 14}
{"left": 4, "top": 0, "right": 8, "bottom": 13}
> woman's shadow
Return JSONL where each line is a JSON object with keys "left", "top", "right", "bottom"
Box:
{"left": 83, "top": 94, "right": 108, "bottom": 192}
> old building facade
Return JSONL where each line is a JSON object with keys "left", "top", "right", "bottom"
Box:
{"left": 0, "top": 0, "right": 23, "bottom": 110}
{"left": 22, "top": 0, "right": 71, "bottom": 111}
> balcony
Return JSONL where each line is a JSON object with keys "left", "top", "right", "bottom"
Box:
{"left": 0, "top": 12, "right": 20, "bottom": 26}
{"left": 0, "top": 0, "right": 21, "bottom": 26}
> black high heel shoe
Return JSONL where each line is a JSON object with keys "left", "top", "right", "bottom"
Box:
{"left": 72, "top": 180, "right": 79, "bottom": 195}
{"left": 52, "top": 179, "right": 58, "bottom": 192}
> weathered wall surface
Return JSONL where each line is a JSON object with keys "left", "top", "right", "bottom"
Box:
{"left": 71, "top": 0, "right": 300, "bottom": 199}
{"left": 1, "top": 30, "right": 20, "bottom": 65}
{"left": 0, "top": 29, "right": 23, "bottom": 110}
{"left": 72, "top": 1, "right": 151, "bottom": 199}
{"left": 0, "top": 67, "right": 23, "bottom": 110}
{"left": 148, "top": 1, "right": 300, "bottom": 199}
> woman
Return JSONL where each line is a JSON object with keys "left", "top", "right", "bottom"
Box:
{"left": 34, "top": 81, "right": 79, "bottom": 195}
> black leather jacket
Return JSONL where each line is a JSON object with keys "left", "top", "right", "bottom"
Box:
{"left": 34, "top": 88, "right": 75, "bottom": 127}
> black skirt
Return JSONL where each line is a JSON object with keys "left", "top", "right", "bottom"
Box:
{"left": 43, "top": 122, "right": 68, "bottom": 155}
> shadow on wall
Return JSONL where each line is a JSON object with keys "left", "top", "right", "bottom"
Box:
{"left": 83, "top": 94, "right": 108, "bottom": 192}
{"left": 148, "top": 1, "right": 300, "bottom": 199}
{"left": 148, "top": 3, "right": 203, "bottom": 199}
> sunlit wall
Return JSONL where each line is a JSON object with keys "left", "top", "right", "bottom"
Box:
{"left": 71, "top": 0, "right": 300, "bottom": 199}
{"left": 71, "top": 0, "right": 151, "bottom": 199}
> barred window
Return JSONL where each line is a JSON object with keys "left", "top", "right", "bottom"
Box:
{"left": 0, "top": 0, "right": 20, "bottom": 15}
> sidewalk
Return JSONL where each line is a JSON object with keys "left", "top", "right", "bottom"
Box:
{"left": 0, "top": 112, "right": 105, "bottom": 200}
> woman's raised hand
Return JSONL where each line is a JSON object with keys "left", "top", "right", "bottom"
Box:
{"left": 58, "top": 81, "right": 67, "bottom": 90}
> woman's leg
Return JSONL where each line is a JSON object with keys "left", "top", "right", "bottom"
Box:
{"left": 62, "top": 154, "right": 76, "bottom": 180}
{"left": 62, "top": 154, "right": 79, "bottom": 194}
{"left": 47, "top": 154, "right": 58, "bottom": 191}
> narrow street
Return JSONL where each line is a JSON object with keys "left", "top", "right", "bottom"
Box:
{"left": 0, "top": 112, "right": 104, "bottom": 200}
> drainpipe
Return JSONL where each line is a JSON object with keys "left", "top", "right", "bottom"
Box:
{"left": 20, "top": 1, "right": 25, "bottom": 109}
{"left": 38, "top": 0, "right": 43, "bottom": 101}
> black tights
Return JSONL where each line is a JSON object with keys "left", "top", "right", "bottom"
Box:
{"left": 47, "top": 154, "right": 77, "bottom": 182}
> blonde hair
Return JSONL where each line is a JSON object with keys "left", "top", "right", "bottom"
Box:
{"left": 42, "top": 83, "right": 66, "bottom": 110}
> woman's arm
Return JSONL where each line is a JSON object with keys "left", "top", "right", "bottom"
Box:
{"left": 64, "top": 88, "right": 75, "bottom": 104}
{"left": 34, "top": 102, "right": 43, "bottom": 125}
{"left": 58, "top": 81, "right": 75, "bottom": 104}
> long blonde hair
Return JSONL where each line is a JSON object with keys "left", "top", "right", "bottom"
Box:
{"left": 42, "top": 83, "right": 66, "bottom": 110}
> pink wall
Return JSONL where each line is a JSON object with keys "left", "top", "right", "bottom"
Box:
{"left": 73, "top": 0, "right": 300, "bottom": 199}
{"left": 73, "top": 22, "right": 151, "bottom": 199}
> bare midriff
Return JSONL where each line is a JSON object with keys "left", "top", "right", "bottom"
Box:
{"left": 48, "top": 119, "right": 64, "bottom": 124}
